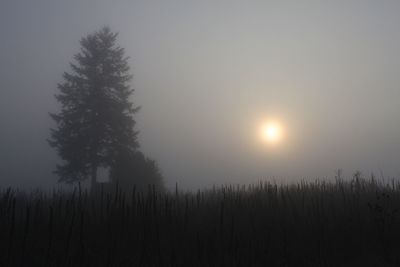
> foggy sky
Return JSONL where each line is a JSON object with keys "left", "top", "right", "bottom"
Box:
{"left": 1, "top": 0, "right": 400, "bottom": 190}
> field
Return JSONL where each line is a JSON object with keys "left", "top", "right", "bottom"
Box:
{"left": 1, "top": 176, "right": 400, "bottom": 266}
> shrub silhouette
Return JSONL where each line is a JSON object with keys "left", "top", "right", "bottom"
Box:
{"left": 110, "top": 149, "right": 164, "bottom": 192}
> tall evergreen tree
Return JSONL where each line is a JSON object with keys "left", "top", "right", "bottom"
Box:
{"left": 48, "top": 27, "right": 139, "bottom": 188}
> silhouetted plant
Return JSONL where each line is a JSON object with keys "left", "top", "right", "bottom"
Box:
{"left": 2, "top": 177, "right": 400, "bottom": 266}
{"left": 48, "top": 27, "right": 139, "bottom": 188}
{"left": 110, "top": 149, "right": 164, "bottom": 192}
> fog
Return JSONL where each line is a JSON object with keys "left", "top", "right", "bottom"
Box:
{"left": 1, "top": 1, "right": 400, "bottom": 190}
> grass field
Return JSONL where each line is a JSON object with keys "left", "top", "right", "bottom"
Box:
{"left": 1, "top": 175, "right": 400, "bottom": 266}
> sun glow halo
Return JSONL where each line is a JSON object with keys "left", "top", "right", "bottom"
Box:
{"left": 260, "top": 121, "right": 283, "bottom": 144}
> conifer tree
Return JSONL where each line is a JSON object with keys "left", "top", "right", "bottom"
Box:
{"left": 48, "top": 27, "right": 139, "bottom": 188}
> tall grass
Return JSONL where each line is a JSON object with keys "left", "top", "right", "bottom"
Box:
{"left": 1, "top": 176, "right": 400, "bottom": 266}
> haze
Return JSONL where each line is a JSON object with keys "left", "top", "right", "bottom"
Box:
{"left": 1, "top": 1, "right": 400, "bottom": 190}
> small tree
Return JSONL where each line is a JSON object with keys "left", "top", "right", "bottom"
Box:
{"left": 49, "top": 27, "right": 139, "bottom": 188}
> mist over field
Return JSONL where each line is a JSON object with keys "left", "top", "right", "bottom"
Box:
{"left": 1, "top": 1, "right": 400, "bottom": 190}
{"left": 3, "top": 2, "right": 400, "bottom": 266}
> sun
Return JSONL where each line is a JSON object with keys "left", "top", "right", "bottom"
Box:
{"left": 260, "top": 121, "right": 283, "bottom": 144}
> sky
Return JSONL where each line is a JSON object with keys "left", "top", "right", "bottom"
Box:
{"left": 1, "top": 0, "right": 400, "bottom": 190}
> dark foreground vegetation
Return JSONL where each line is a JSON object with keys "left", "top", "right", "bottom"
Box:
{"left": 1, "top": 176, "right": 400, "bottom": 266}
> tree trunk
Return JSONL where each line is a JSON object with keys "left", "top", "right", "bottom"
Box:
{"left": 91, "top": 163, "right": 97, "bottom": 192}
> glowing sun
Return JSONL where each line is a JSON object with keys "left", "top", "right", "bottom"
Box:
{"left": 260, "top": 121, "right": 283, "bottom": 144}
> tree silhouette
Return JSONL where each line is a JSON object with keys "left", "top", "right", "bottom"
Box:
{"left": 48, "top": 27, "right": 139, "bottom": 188}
